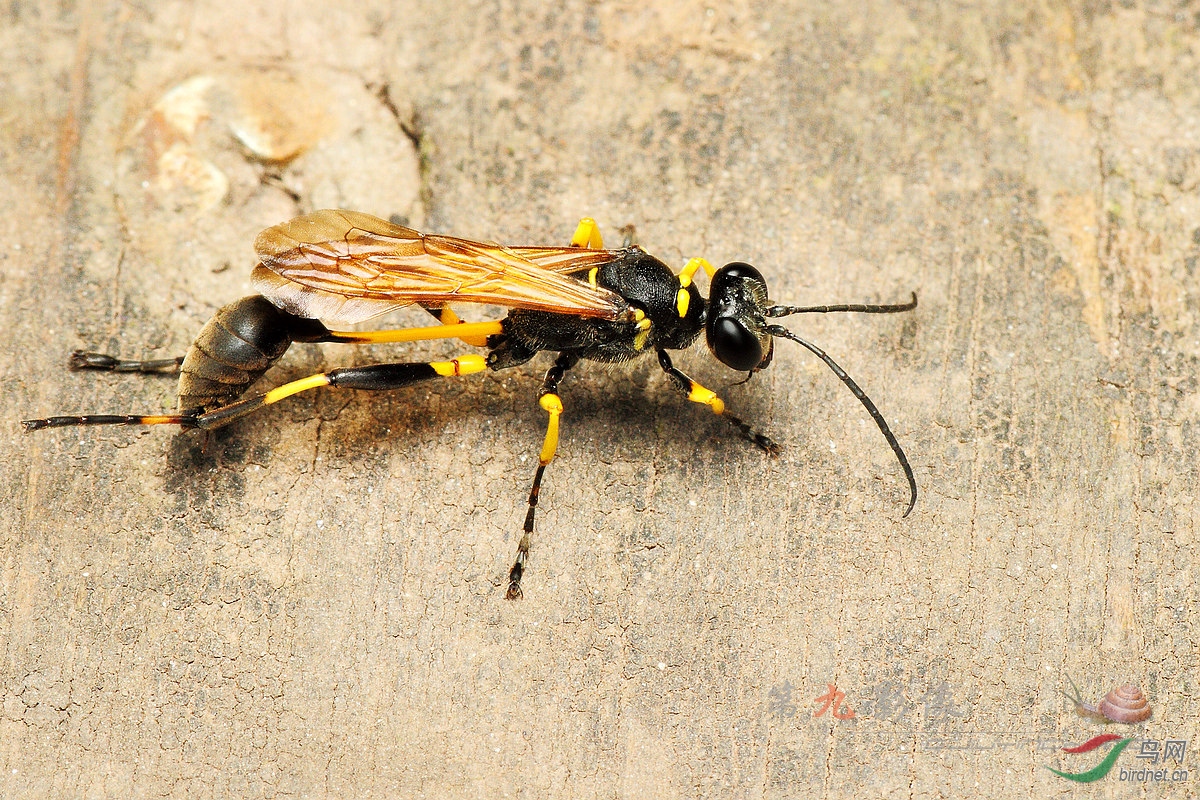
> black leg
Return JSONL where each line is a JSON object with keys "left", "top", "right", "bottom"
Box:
{"left": 507, "top": 352, "right": 579, "bottom": 600}
{"left": 68, "top": 350, "right": 184, "bottom": 374}
{"left": 23, "top": 355, "right": 488, "bottom": 432}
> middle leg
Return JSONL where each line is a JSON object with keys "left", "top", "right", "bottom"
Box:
{"left": 506, "top": 351, "right": 579, "bottom": 600}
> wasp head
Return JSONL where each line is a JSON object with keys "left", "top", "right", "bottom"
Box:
{"left": 704, "top": 262, "right": 776, "bottom": 372}
{"left": 705, "top": 264, "right": 919, "bottom": 516}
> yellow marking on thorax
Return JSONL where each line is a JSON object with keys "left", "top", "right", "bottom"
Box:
{"left": 675, "top": 288, "right": 691, "bottom": 318}
{"left": 631, "top": 308, "right": 652, "bottom": 349}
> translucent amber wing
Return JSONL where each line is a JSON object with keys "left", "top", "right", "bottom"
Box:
{"left": 252, "top": 210, "right": 626, "bottom": 325}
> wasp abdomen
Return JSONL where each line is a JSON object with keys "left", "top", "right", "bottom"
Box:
{"left": 178, "top": 295, "right": 329, "bottom": 411}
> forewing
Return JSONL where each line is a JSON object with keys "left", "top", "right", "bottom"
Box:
{"left": 253, "top": 209, "right": 626, "bottom": 325}
{"left": 508, "top": 246, "right": 626, "bottom": 275}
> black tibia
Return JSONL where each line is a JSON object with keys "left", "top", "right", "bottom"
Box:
{"left": 507, "top": 351, "right": 578, "bottom": 601}
{"left": 328, "top": 362, "right": 446, "bottom": 390}
{"left": 656, "top": 349, "right": 781, "bottom": 455}
{"left": 178, "top": 295, "right": 330, "bottom": 411}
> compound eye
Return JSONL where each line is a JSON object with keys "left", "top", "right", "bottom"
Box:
{"left": 710, "top": 262, "right": 765, "bottom": 297}
{"left": 709, "top": 316, "right": 763, "bottom": 371}
{"left": 716, "top": 262, "right": 764, "bottom": 283}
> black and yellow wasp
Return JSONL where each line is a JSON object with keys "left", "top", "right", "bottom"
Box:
{"left": 25, "top": 210, "right": 918, "bottom": 598}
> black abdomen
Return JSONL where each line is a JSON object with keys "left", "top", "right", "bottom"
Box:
{"left": 177, "top": 295, "right": 328, "bottom": 411}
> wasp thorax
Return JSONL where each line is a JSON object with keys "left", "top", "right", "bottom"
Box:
{"left": 706, "top": 262, "right": 772, "bottom": 371}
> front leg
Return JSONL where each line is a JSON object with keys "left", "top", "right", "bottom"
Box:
{"left": 656, "top": 349, "right": 780, "bottom": 455}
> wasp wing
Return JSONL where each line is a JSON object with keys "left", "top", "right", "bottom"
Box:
{"left": 506, "top": 246, "right": 631, "bottom": 275}
{"left": 251, "top": 209, "right": 628, "bottom": 326}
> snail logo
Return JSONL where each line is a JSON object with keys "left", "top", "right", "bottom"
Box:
{"left": 1045, "top": 679, "right": 1159, "bottom": 783}
{"left": 1045, "top": 735, "right": 1135, "bottom": 783}
{"left": 1063, "top": 678, "right": 1152, "bottom": 724}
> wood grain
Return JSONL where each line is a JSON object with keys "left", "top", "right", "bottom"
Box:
{"left": 2, "top": 1, "right": 1197, "bottom": 796}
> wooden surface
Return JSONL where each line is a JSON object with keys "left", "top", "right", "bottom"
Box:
{"left": 3, "top": 1, "right": 1198, "bottom": 797}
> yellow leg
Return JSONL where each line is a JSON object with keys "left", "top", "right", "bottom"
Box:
{"left": 538, "top": 393, "right": 563, "bottom": 464}
{"left": 507, "top": 352, "right": 578, "bottom": 600}
{"left": 261, "top": 373, "right": 333, "bottom": 405}
{"left": 570, "top": 217, "right": 605, "bottom": 249}
{"left": 422, "top": 306, "right": 493, "bottom": 347}
{"left": 674, "top": 257, "right": 717, "bottom": 318}
{"left": 324, "top": 320, "right": 503, "bottom": 345}
{"left": 24, "top": 352, "right": 493, "bottom": 435}
{"left": 680, "top": 381, "right": 725, "bottom": 415}
{"left": 656, "top": 349, "right": 780, "bottom": 455}
{"left": 678, "top": 257, "right": 717, "bottom": 287}
{"left": 196, "top": 355, "right": 487, "bottom": 429}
